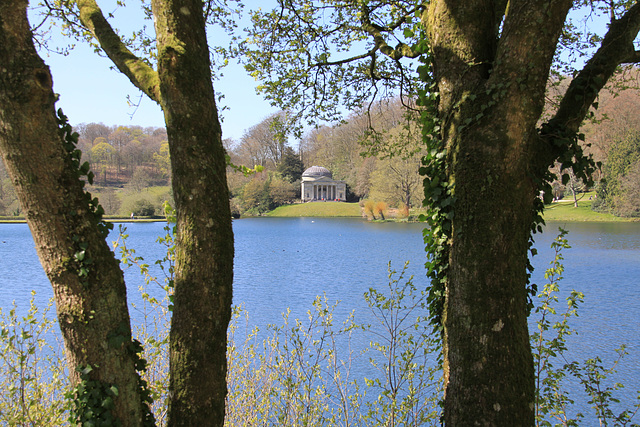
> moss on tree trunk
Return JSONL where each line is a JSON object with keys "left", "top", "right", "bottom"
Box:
{"left": 0, "top": 3, "right": 147, "bottom": 425}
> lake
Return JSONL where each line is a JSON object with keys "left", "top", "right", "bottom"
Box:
{"left": 1, "top": 218, "right": 639, "bottom": 424}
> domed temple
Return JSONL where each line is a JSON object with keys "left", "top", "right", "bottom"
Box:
{"left": 300, "top": 166, "right": 347, "bottom": 202}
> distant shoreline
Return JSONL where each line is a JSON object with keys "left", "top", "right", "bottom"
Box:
{"left": 0, "top": 217, "right": 165, "bottom": 224}
{"left": 2, "top": 197, "right": 639, "bottom": 224}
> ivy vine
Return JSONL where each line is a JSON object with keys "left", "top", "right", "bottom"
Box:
{"left": 107, "top": 322, "right": 156, "bottom": 426}
{"left": 416, "top": 47, "right": 600, "bottom": 331}
{"left": 58, "top": 110, "right": 155, "bottom": 425}
{"left": 57, "top": 108, "right": 114, "bottom": 287}
{"left": 414, "top": 37, "right": 450, "bottom": 337}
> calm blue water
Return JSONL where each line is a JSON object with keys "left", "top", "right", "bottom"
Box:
{"left": 1, "top": 218, "right": 639, "bottom": 424}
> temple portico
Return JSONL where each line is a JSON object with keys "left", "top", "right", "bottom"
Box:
{"left": 301, "top": 166, "right": 346, "bottom": 202}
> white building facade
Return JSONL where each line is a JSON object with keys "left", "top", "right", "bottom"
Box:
{"left": 301, "top": 166, "right": 347, "bottom": 202}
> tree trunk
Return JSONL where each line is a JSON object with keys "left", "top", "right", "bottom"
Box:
{"left": 0, "top": 3, "right": 146, "bottom": 425}
{"left": 75, "top": 0, "right": 235, "bottom": 422}
{"left": 151, "top": 0, "right": 234, "bottom": 424}
{"left": 423, "top": 0, "right": 572, "bottom": 424}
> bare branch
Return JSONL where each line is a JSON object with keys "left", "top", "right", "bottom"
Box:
{"left": 550, "top": 2, "right": 640, "bottom": 133}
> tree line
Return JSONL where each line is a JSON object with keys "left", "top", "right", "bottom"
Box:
{"left": 3, "top": 82, "right": 640, "bottom": 220}
{"left": 225, "top": 100, "right": 424, "bottom": 216}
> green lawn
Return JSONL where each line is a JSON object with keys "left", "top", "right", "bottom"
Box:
{"left": 266, "top": 202, "right": 363, "bottom": 217}
{"left": 543, "top": 193, "right": 634, "bottom": 222}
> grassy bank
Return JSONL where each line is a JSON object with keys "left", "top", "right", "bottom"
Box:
{"left": 542, "top": 193, "right": 636, "bottom": 222}
{"left": 3, "top": 195, "right": 639, "bottom": 223}
{"left": 266, "top": 202, "right": 363, "bottom": 217}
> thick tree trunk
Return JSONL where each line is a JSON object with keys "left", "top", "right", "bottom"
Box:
{"left": 423, "top": 0, "right": 572, "bottom": 424}
{"left": 0, "top": 3, "right": 145, "bottom": 425}
{"left": 151, "top": 0, "right": 234, "bottom": 424}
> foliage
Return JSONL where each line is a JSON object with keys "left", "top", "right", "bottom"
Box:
{"left": 532, "top": 230, "right": 584, "bottom": 425}
{"left": 0, "top": 170, "right": 19, "bottom": 216}
{"left": 127, "top": 169, "right": 153, "bottom": 194}
{"left": 225, "top": 262, "right": 440, "bottom": 426}
{"left": 119, "top": 191, "right": 169, "bottom": 218}
{"left": 0, "top": 294, "right": 68, "bottom": 426}
{"left": 242, "top": 175, "right": 273, "bottom": 214}
{"left": 131, "top": 199, "right": 156, "bottom": 217}
{"left": 234, "top": 112, "right": 292, "bottom": 168}
{"left": 373, "top": 201, "right": 388, "bottom": 220}
{"left": 152, "top": 142, "right": 171, "bottom": 180}
{"left": 277, "top": 146, "right": 305, "bottom": 183}
{"left": 369, "top": 154, "right": 423, "bottom": 209}
{"left": 594, "top": 130, "right": 640, "bottom": 217}
{"left": 3, "top": 227, "right": 640, "bottom": 425}
{"left": 415, "top": 45, "right": 450, "bottom": 336}
{"left": 532, "top": 229, "right": 640, "bottom": 426}
{"left": 363, "top": 200, "right": 377, "bottom": 220}
{"left": 362, "top": 262, "right": 441, "bottom": 425}
{"left": 244, "top": 1, "right": 422, "bottom": 126}
{"left": 268, "top": 176, "right": 298, "bottom": 206}
{"left": 70, "top": 123, "right": 169, "bottom": 188}
{"left": 111, "top": 204, "right": 175, "bottom": 423}
{"left": 67, "top": 364, "right": 122, "bottom": 427}
{"left": 397, "top": 203, "right": 410, "bottom": 219}
{"left": 237, "top": 172, "right": 298, "bottom": 216}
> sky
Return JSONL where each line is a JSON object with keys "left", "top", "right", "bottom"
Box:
{"left": 34, "top": 2, "right": 611, "bottom": 143}
{"left": 34, "top": 1, "right": 278, "bottom": 142}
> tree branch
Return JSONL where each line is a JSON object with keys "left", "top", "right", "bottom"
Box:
{"left": 549, "top": 2, "right": 640, "bottom": 133}
{"left": 77, "top": 0, "right": 161, "bottom": 103}
{"left": 359, "top": 2, "right": 421, "bottom": 60}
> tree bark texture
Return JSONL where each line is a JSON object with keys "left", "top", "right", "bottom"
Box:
{"left": 152, "top": 0, "right": 234, "bottom": 424}
{"left": 0, "top": 2, "right": 145, "bottom": 425}
{"left": 77, "top": 0, "right": 234, "bottom": 424}
{"left": 424, "top": 1, "right": 571, "bottom": 425}
{"left": 423, "top": 1, "right": 640, "bottom": 424}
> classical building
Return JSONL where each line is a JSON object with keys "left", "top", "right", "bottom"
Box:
{"left": 301, "top": 166, "right": 347, "bottom": 202}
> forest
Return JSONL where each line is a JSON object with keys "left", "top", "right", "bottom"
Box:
{"left": 3, "top": 82, "right": 640, "bottom": 219}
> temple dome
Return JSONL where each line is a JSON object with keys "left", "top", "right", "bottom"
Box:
{"left": 302, "top": 166, "right": 332, "bottom": 178}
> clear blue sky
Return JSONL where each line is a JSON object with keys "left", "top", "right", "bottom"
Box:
{"left": 35, "top": 1, "right": 278, "bottom": 142}
{"left": 34, "top": 2, "right": 608, "bottom": 143}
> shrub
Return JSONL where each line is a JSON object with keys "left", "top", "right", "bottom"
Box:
{"left": 363, "top": 200, "right": 375, "bottom": 220}
{"left": 397, "top": 202, "right": 410, "bottom": 219}
{"left": 121, "top": 196, "right": 156, "bottom": 217}
{"left": 373, "top": 201, "right": 388, "bottom": 220}
{"left": 0, "top": 294, "right": 68, "bottom": 425}
{"left": 532, "top": 229, "right": 640, "bottom": 426}
{"left": 4, "top": 225, "right": 640, "bottom": 426}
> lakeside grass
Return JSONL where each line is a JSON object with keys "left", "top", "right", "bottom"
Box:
{"left": 266, "top": 202, "right": 363, "bottom": 217}
{"left": 3, "top": 193, "right": 639, "bottom": 223}
{"left": 543, "top": 192, "right": 636, "bottom": 222}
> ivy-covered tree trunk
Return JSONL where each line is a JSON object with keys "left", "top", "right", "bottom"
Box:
{"left": 423, "top": 1, "right": 640, "bottom": 424}
{"left": 77, "top": 0, "right": 234, "bottom": 424}
{"left": 0, "top": 2, "right": 147, "bottom": 425}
